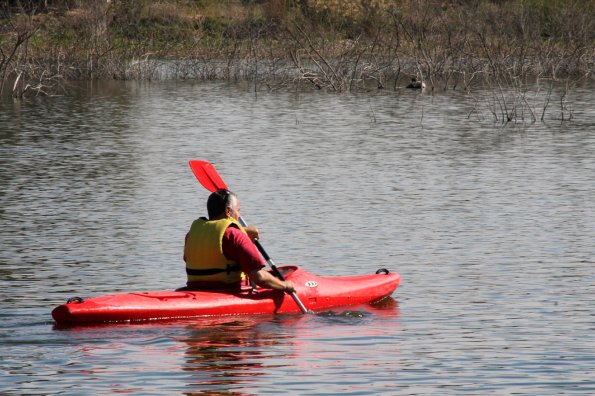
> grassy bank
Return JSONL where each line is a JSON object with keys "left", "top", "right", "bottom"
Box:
{"left": 1, "top": 0, "right": 593, "bottom": 98}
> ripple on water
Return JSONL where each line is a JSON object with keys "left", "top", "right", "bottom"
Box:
{"left": 1, "top": 82, "right": 594, "bottom": 395}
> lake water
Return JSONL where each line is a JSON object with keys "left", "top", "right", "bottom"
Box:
{"left": 1, "top": 81, "right": 594, "bottom": 395}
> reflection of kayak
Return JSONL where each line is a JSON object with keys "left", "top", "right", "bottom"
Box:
{"left": 52, "top": 266, "right": 400, "bottom": 326}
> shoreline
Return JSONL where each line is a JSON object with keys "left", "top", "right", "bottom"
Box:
{"left": 2, "top": 0, "right": 593, "bottom": 98}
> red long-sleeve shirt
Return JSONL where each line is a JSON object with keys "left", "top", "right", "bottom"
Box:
{"left": 221, "top": 226, "right": 265, "bottom": 273}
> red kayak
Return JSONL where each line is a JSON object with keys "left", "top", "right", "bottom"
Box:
{"left": 52, "top": 266, "right": 400, "bottom": 326}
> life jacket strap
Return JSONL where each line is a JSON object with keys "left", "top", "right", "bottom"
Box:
{"left": 186, "top": 263, "right": 241, "bottom": 276}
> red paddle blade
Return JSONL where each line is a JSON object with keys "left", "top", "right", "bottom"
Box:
{"left": 189, "top": 160, "right": 228, "bottom": 192}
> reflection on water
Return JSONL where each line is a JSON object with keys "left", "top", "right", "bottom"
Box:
{"left": 1, "top": 81, "right": 594, "bottom": 394}
{"left": 181, "top": 318, "right": 290, "bottom": 393}
{"left": 177, "top": 301, "right": 400, "bottom": 395}
{"left": 176, "top": 300, "right": 400, "bottom": 394}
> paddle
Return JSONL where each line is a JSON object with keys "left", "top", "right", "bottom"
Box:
{"left": 189, "top": 160, "right": 309, "bottom": 314}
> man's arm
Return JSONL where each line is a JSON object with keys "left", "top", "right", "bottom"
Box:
{"left": 223, "top": 226, "right": 294, "bottom": 292}
{"left": 249, "top": 268, "right": 295, "bottom": 292}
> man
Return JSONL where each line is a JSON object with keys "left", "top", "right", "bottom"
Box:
{"left": 184, "top": 189, "right": 295, "bottom": 292}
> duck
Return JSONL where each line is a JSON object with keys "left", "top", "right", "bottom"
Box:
{"left": 406, "top": 77, "right": 426, "bottom": 89}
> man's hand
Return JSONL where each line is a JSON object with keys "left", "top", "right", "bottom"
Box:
{"left": 283, "top": 281, "right": 295, "bottom": 293}
{"left": 244, "top": 225, "right": 260, "bottom": 240}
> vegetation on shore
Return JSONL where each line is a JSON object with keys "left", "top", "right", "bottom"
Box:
{"left": 1, "top": 0, "right": 593, "bottom": 117}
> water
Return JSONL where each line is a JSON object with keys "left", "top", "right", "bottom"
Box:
{"left": 1, "top": 81, "right": 594, "bottom": 394}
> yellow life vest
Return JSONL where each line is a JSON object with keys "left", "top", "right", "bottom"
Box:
{"left": 184, "top": 217, "right": 246, "bottom": 285}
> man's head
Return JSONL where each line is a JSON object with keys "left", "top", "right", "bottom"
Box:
{"left": 207, "top": 189, "right": 240, "bottom": 220}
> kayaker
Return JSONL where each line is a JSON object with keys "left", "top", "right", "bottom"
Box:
{"left": 183, "top": 189, "right": 295, "bottom": 292}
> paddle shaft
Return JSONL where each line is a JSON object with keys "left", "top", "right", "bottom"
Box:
{"left": 237, "top": 216, "right": 309, "bottom": 314}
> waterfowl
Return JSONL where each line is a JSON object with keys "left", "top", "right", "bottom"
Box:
{"left": 406, "top": 77, "right": 426, "bottom": 89}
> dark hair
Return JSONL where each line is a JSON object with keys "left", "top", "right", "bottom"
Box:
{"left": 207, "top": 189, "right": 235, "bottom": 219}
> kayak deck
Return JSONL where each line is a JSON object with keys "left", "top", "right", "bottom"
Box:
{"left": 52, "top": 266, "right": 400, "bottom": 326}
